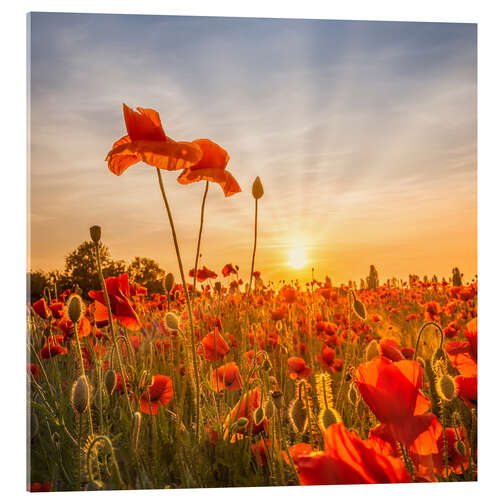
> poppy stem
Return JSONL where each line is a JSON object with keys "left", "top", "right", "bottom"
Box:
{"left": 243, "top": 198, "right": 259, "bottom": 364}
{"left": 93, "top": 241, "right": 134, "bottom": 418}
{"left": 155, "top": 167, "right": 201, "bottom": 440}
{"left": 192, "top": 181, "right": 209, "bottom": 299}
{"left": 413, "top": 321, "right": 444, "bottom": 360}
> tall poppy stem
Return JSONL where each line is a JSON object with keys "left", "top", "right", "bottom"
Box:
{"left": 192, "top": 181, "right": 209, "bottom": 298}
{"left": 93, "top": 241, "right": 134, "bottom": 418}
{"left": 243, "top": 197, "right": 259, "bottom": 364}
{"left": 413, "top": 321, "right": 444, "bottom": 360}
{"left": 155, "top": 167, "right": 201, "bottom": 439}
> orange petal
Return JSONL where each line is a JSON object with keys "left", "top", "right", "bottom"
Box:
{"left": 177, "top": 167, "right": 241, "bottom": 197}
{"left": 123, "top": 104, "right": 168, "bottom": 142}
{"left": 191, "top": 139, "right": 229, "bottom": 170}
{"left": 106, "top": 140, "right": 203, "bottom": 175}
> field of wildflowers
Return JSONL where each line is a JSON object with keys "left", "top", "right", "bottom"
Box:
{"left": 27, "top": 105, "right": 477, "bottom": 491}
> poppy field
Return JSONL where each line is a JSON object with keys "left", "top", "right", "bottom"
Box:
{"left": 27, "top": 104, "right": 477, "bottom": 491}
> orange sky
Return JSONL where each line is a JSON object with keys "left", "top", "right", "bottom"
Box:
{"left": 28, "top": 15, "right": 477, "bottom": 285}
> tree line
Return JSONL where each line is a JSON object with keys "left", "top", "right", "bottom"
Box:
{"left": 28, "top": 241, "right": 166, "bottom": 302}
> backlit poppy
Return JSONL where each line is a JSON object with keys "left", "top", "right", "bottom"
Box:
{"left": 211, "top": 362, "right": 243, "bottom": 392}
{"left": 177, "top": 139, "right": 241, "bottom": 197}
{"left": 199, "top": 330, "right": 230, "bottom": 361}
{"left": 89, "top": 273, "right": 141, "bottom": 331}
{"left": 288, "top": 357, "right": 312, "bottom": 379}
{"left": 139, "top": 374, "right": 174, "bottom": 415}
{"left": 32, "top": 298, "right": 50, "bottom": 320}
{"left": 106, "top": 104, "right": 202, "bottom": 175}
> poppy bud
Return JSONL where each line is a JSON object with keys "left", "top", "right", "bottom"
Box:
{"left": 214, "top": 281, "right": 222, "bottom": 294}
{"left": 132, "top": 411, "right": 142, "bottom": 451}
{"left": 165, "top": 312, "right": 180, "bottom": 331}
{"left": 163, "top": 273, "right": 174, "bottom": 293}
{"left": 104, "top": 369, "right": 117, "bottom": 395}
{"left": 365, "top": 339, "right": 379, "bottom": 361}
{"left": 347, "top": 382, "right": 359, "bottom": 406}
{"left": 264, "top": 399, "right": 275, "bottom": 420}
{"left": 289, "top": 398, "right": 307, "bottom": 433}
{"left": 89, "top": 225, "right": 101, "bottom": 243}
{"left": 71, "top": 375, "right": 90, "bottom": 414}
{"left": 253, "top": 407, "right": 265, "bottom": 427}
{"left": 319, "top": 407, "right": 342, "bottom": 432}
{"left": 271, "top": 390, "right": 283, "bottom": 410}
{"left": 67, "top": 294, "right": 84, "bottom": 323}
{"left": 437, "top": 374, "right": 456, "bottom": 402}
{"left": 455, "top": 440, "right": 466, "bottom": 456}
{"left": 261, "top": 357, "right": 272, "bottom": 372}
{"left": 252, "top": 176, "right": 264, "bottom": 200}
{"left": 432, "top": 347, "right": 447, "bottom": 371}
{"left": 236, "top": 417, "right": 249, "bottom": 429}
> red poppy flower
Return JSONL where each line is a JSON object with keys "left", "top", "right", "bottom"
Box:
{"left": 189, "top": 265, "right": 218, "bottom": 282}
{"left": 221, "top": 263, "right": 237, "bottom": 277}
{"left": 454, "top": 375, "right": 477, "bottom": 407}
{"left": 212, "top": 362, "right": 243, "bottom": 392}
{"left": 32, "top": 298, "right": 50, "bottom": 319}
{"left": 408, "top": 414, "right": 469, "bottom": 481}
{"left": 199, "top": 330, "right": 230, "bottom": 361}
{"left": 28, "top": 481, "right": 52, "bottom": 492}
{"left": 106, "top": 104, "right": 202, "bottom": 175}
{"left": 378, "top": 338, "right": 405, "bottom": 362}
{"left": 89, "top": 273, "right": 141, "bottom": 331}
{"left": 139, "top": 375, "right": 174, "bottom": 415}
{"left": 355, "top": 356, "right": 434, "bottom": 446}
{"left": 28, "top": 363, "right": 41, "bottom": 379}
{"left": 223, "top": 388, "right": 268, "bottom": 441}
{"left": 49, "top": 301, "right": 64, "bottom": 319}
{"left": 114, "top": 372, "right": 130, "bottom": 394}
{"left": 40, "top": 336, "right": 68, "bottom": 360}
{"left": 177, "top": 139, "right": 241, "bottom": 197}
{"left": 282, "top": 286, "right": 298, "bottom": 304}
{"left": 55, "top": 316, "right": 91, "bottom": 340}
{"left": 290, "top": 424, "right": 410, "bottom": 485}
{"left": 287, "top": 357, "right": 312, "bottom": 379}
{"left": 424, "top": 301, "right": 441, "bottom": 321}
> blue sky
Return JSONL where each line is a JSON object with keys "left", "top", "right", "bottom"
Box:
{"left": 28, "top": 13, "right": 477, "bottom": 284}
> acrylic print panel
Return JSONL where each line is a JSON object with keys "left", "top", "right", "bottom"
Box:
{"left": 27, "top": 12, "right": 477, "bottom": 491}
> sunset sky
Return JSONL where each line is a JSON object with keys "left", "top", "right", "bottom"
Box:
{"left": 28, "top": 13, "right": 477, "bottom": 285}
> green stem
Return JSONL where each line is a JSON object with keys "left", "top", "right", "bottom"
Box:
{"left": 243, "top": 198, "right": 259, "bottom": 364}
{"left": 94, "top": 241, "right": 133, "bottom": 417}
{"left": 192, "top": 181, "right": 209, "bottom": 299}
{"left": 413, "top": 321, "right": 444, "bottom": 360}
{"left": 155, "top": 167, "right": 200, "bottom": 439}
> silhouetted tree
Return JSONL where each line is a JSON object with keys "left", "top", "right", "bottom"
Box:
{"left": 127, "top": 257, "right": 165, "bottom": 294}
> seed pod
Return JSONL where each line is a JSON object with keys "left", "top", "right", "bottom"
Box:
{"left": 132, "top": 411, "right": 142, "bottom": 451}
{"left": 436, "top": 374, "right": 456, "bottom": 402}
{"left": 365, "top": 339, "right": 379, "bottom": 361}
{"left": 67, "top": 294, "right": 84, "bottom": 323}
{"left": 163, "top": 273, "right": 174, "bottom": 293}
{"left": 353, "top": 298, "right": 366, "bottom": 321}
{"left": 71, "top": 375, "right": 90, "bottom": 414}
{"left": 271, "top": 390, "right": 283, "bottom": 410}
{"left": 319, "top": 407, "right": 342, "bottom": 432}
{"left": 165, "top": 312, "right": 180, "bottom": 331}
{"left": 252, "top": 176, "right": 264, "bottom": 200}
{"left": 261, "top": 357, "right": 272, "bottom": 372}
{"left": 89, "top": 225, "right": 101, "bottom": 243}
{"left": 264, "top": 399, "right": 275, "bottom": 420}
{"left": 104, "top": 369, "right": 117, "bottom": 395}
{"left": 289, "top": 398, "right": 307, "bottom": 433}
{"left": 253, "top": 407, "right": 265, "bottom": 427}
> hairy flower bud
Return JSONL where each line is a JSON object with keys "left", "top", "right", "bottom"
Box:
{"left": 67, "top": 294, "right": 84, "bottom": 323}
{"left": 353, "top": 298, "right": 366, "bottom": 321}
{"left": 253, "top": 407, "right": 265, "bottom": 427}
{"left": 71, "top": 375, "right": 90, "bottom": 414}
{"left": 89, "top": 225, "right": 101, "bottom": 243}
{"left": 163, "top": 273, "right": 174, "bottom": 293}
{"left": 132, "top": 411, "right": 142, "bottom": 451}
{"left": 437, "top": 374, "right": 456, "bottom": 402}
{"left": 319, "top": 407, "right": 342, "bottom": 432}
{"left": 104, "top": 369, "right": 117, "bottom": 395}
{"left": 365, "top": 339, "right": 379, "bottom": 361}
{"left": 165, "top": 312, "right": 180, "bottom": 331}
{"left": 236, "top": 417, "right": 249, "bottom": 429}
{"left": 264, "top": 399, "right": 275, "bottom": 420}
{"left": 252, "top": 176, "right": 264, "bottom": 200}
{"left": 271, "top": 390, "right": 283, "bottom": 410}
{"left": 289, "top": 398, "right": 307, "bottom": 433}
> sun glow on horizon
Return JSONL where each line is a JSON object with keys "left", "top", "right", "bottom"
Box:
{"left": 287, "top": 247, "right": 308, "bottom": 270}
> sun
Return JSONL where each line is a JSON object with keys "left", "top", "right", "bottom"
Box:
{"left": 288, "top": 247, "right": 308, "bottom": 270}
